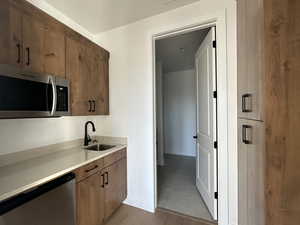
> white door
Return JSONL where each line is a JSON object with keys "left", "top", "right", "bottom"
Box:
{"left": 195, "top": 27, "right": 218, "bottom": 220}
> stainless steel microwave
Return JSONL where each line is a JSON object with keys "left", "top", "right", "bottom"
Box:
{"left": 0, "top": 65, "right": 70, "bottom": 118}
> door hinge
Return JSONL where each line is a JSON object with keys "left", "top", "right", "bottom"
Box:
{"left": 214, "top": 192, "right": 218, "bottom": 199}
{"left": 213, "top": 40, "right": 217, "bottom": 48}
{"left": 213, "top": 91, "right": 217, "bottom": 98}
{"left": 214, "top": 141, "right": 218, "bottom": 149}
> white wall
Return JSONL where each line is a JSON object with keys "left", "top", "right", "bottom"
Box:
{"left": 163, "top": 69, "right": 196, "bottom": 157}
{"left": 95, "top": 1, "right": 237, "bottom": 225}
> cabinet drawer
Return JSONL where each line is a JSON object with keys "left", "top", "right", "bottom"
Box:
{"left": 104, "top": 151, "right": 122, "bottom": 168}
{"left": 75, "top": 159, "right": 103, "bottom": 182}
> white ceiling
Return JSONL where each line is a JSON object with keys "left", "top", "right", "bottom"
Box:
{"left": 43, "top": 0, "right": 200, "bottom": 34}
{"left": 156, "top": 28, "right": 210, "bottom": 73}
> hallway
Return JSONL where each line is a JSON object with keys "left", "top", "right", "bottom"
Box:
{"left": 157, "top": 155, "right": 213, "bottom": 221}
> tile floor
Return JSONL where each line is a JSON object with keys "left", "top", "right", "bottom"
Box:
{"left": 157, "top": 154, "right": 214, "bottom": 222}
{"left": 104, "top": 204, "right": 216, "bottom": 225}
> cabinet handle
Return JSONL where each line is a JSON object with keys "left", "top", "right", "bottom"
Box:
{"left": 85, "top": 165, "right": 98, "bottom": 173}
{"left": 16, "top": 44, "right": 21, "bottom": 64}
{"left": 92, "top": 100, "right": 96, "bottom": 112}
{"left": 105, "top": 172, "right": 108, "bottom": 185}
{"left": 26, "top": 47, "right": 30, "bottom": 66}
{"left": 101, "top": 174, "right": 105, "bottom": 188}
{"left": 242, "top": 125, "right": 252, "bottom": 144}
{"left": 88, "top": 100, "right": 92, "bottom": 112}
{"left": 242, "top": 94, "right": 252, "bottom": 112}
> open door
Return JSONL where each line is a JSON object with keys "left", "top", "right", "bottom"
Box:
{"left": 194, "top": 27, "right": 218, "bottom": 220}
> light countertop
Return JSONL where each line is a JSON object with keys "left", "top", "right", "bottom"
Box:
{"left": 0, "top": 137, "right": 127, "bottom": 202}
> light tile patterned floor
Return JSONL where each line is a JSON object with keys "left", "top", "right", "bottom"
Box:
{"left": 157, "top": 154, "right": 214, "bottom": 222}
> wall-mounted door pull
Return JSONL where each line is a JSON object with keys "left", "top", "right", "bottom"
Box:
{"left": 242, "top": 125, "right": 252, "bottom": 144}
{"left": 242, "top": 93, "right": 252, "bottom": 112}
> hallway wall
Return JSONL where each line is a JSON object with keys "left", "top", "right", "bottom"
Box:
{"left": 163, "top": 69, "right": 196, "bottom": 157}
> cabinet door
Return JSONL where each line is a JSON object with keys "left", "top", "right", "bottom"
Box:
{"left": 66, "top": 37, "right": 90, "bottom": 115}
{"left": 0, "top": 1, "right": 22, "bottom": 67}
{"left": 237, "top": 0, "right": 264, "bottom": 121}
{"left": 88, "top": 47, "right": 109, "bottom": 115}
{"left": 44, "top": 28, "right": 65, "bottom": 78}
{"left": 22, "top": 13, "right": 45, "bottom": 74}
{"left": 77, "top": 173, "right": 104, "bottom": 225}
{"left": 238, "top": 119, "right": 265, "bottom": 225}
{"left": 104, "top": 161, "right": 122, "bottom": 220}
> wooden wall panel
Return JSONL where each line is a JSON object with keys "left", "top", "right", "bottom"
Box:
{"left": 265, "top": 0, "right": 300, "bottom": 224}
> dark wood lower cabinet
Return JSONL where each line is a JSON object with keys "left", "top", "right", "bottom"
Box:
{"left": 103, "top": 161, "right": 122, "bottom": 220}
{"left": 77, "top": 172, "right": 104, "bottom": 225}
{"left": 76, "top": 149, "right": 127, "bottom": 225}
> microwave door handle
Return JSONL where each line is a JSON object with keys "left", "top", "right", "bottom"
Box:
{"left": 49, "top": 76, "right": 57, "bottom": 116}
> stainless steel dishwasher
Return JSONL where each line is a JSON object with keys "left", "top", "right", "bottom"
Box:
{"left": 0, "top": 173, "right": 76, "bottom": 225}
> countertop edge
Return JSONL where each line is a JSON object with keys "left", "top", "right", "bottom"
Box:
{"left": 0, "top": 145, "right": 127, "bottom": 202}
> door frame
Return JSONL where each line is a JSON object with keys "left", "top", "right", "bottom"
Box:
{"left": 152, "top": 10, "right": 229, "bottom": 225}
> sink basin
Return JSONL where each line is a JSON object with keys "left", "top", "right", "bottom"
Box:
{"left": 85, "top": 144, "right": 116, "bottom": 152}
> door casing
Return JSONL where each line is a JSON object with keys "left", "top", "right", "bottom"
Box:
{"left": 152, "top": 10, "right": 231, "bottom": 225}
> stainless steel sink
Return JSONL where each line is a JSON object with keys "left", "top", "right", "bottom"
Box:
{"left": 85, "top": 144, "right": 116, "bottom": 152}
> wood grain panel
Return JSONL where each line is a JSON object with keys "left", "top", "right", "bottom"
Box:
{"left": 265, "top": 0, "right": 300, "bottom": 225}
{"left": 237, "top": 0, "right": 264, "bottom": 121}
{"left": 44, "top": 28, "right": 66, "bottom": 77}
{"left": 11, "top": 0, "right": 109, "bottom": 59}
{"left": 77, "top": 172, "right": 104, "bottom": 225}
{"left": 22, "top": 13, "right": 45, "bottom": 74}
{"left": 238, "top": 119, "right": 265, "bottom": 225}
{"left": 104, "top": 161, "right": 122, "bottom": 220}
{"left": 88, "top": 45, "right": 109, "bottom": 115}
{"left": 66, "top": 37, "right": 89, "bottom": 115}
{"left": 103, "top": 151, "right": 122, "bottom": 168}
{"left": 74, "top": 159, "right": 103, "bottom": 182}
{"left": 0, "top": 1, "right": 22, "bottom": 67}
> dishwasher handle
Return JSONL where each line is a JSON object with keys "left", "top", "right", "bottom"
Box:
{"left": 0, "top": 172, "right": 75, "bottom": 216}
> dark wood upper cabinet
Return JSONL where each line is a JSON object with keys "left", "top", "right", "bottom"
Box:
{"left": 22, "top": 13, "right": 45, "bottom": 74}
{"left": 44, "top": 28, "right": 66, "bottom": 78}
{"left": 0, "top": 0, "right": 110, "bottom": 116}
{"left": 66, "top": 37, "right": 90, "bottom": 116}
{"left": 66, "top": 38, "right": 109, "bottom": 116}
{"left": 88, "top": 46, "right": 109, "bottom": 115}
{"left": 0, "top": 1, "right": 22, "bottom": 67}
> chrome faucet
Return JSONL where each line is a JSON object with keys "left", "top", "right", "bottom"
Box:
{"left": 84, "top": 121, "right": 96, "bottom": 146}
